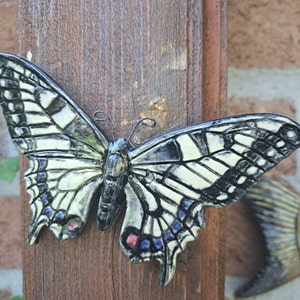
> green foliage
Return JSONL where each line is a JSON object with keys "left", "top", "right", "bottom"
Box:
{"left": 0, "top": 157, "right": 19, "bottom": 182}
{"left": 10, "top": 296, "right": 23, "bottom": 300}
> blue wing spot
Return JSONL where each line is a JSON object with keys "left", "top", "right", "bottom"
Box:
{"left": 41, "top": 193, "right": 49, "bottom": 204}
{"left": 43, "top": 207, "right": 53, "bottom": 217}
{"left": 37, "top": 172, "right": 46, "bottom": 182}
{"left": 171, "top": 220, "right": 183, "bottom": 233}
{"left": 182, "top": 198, "right": 192, "bottom": 210}
{"left": 38, "top": 159, "right": 47, "bottom": 171}
{"left": 178, "top": 210, "right": 186, "bottom": 220}
{"left": 38, "top": 183, "right": 47, "bottom": 193}
{"left": 153, "top": 237, "right": 163, "bottom": 249}
{"left": 140, "top": 239, "right": 150, "bottom": 250}
{"left": 164, "top": 231, "right": 174, "bottom": 241}
{"left": 54, "top": 211, "right": 65, "bottom": 222}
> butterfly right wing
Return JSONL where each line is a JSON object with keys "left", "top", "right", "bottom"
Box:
{"left": 121, "top": 114, "right": 300, "bottom": 285}
{"left": 0, "top": 53, "right": 108, "bottom": 243}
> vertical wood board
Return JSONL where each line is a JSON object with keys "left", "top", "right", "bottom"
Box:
{"left": 18, "top": 1, "right": 227, "bottom": 299}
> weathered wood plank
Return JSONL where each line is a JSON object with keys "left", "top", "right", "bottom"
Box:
{"left": 200, "top": 1, "right": 227, "bottom": 299}
{"left": 19, "top": 1, "right": 227, "bottom": 299}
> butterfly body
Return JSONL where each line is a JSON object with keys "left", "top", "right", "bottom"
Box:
{"left": 97, "top": 138, "right": 128, "bottom": 230}
{"left": 1, "top": 52, "right": 300, "bottom": 285}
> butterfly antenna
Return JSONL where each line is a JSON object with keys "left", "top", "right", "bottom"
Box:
{"left": 127, "top": 117, "right": 156, "bottom": 145}
{"left": 93, "top": 109, "right": 116, "bottom": 140}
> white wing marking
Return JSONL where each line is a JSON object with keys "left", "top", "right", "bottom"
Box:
{"left": 176, "top": 134, "right": 201, "bottom": 160}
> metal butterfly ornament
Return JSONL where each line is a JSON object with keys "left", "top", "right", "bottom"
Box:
{"left": 1, "top": 52, "right": 300, "bottom": 286}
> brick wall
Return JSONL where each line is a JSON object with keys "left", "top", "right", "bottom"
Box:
{"left": 0, "top": 1, "right": 300, "bottom": 299}
{"left": 226, "top": 1, "right": 300, "bottom": 299}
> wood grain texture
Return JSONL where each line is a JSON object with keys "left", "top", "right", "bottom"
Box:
{"left": 19, "top": 1, "right": 227, "bottom": 299}
{"left": 200, "top": 1, "right": 227, "bottom": 300}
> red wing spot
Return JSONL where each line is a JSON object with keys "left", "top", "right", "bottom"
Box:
{"left": 126, "top": 234, "right": 138, "bottom": 249}
{"left": 67, "top": 220, "right": 79, "bottom": 232}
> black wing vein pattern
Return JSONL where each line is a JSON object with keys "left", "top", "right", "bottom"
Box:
{"left": 121, "top": 115, "right": 300, "bottom": 285}
{"left": 0, "top": 53, "right": 108, "bottom": 244}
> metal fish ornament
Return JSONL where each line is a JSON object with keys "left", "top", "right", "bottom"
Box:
{"left": 237, "top": 177, "right": 300, "bottom": 297}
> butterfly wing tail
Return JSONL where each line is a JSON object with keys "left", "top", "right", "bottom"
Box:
{"left": 121, "top": 178, "right": 207, "bottom": 285}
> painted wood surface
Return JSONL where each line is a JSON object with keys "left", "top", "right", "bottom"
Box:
{"left": 19, "top": 1, "right": 227, "bottom": 299}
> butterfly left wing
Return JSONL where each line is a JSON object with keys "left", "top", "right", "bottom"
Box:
{"left": 0, "top": 53, "right": 108, "bottom": 243}
{"left": 120, "top": 114, "right": 300, "bottom": 285}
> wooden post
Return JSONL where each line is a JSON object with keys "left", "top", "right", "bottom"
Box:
{"left": 19, "top": 1, "right": 227, "bottom": 299}
{"left": 200, "top": 1, "right": 227, "bottom": 299}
